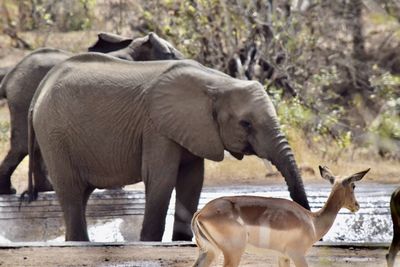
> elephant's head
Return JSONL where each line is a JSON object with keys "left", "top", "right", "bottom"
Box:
{"left": 148, "top": 62, "right": 310, "bottom": 210}
{"left": 88, "top": 32, "right": 183, "bottom": 61}
{"left": 126, "top": 32, "right": 184, "bottom": 60}
{"left": 88, "top": 32, "right": 133, "bottom": 53}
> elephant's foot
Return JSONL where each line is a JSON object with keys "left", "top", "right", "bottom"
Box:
{"left": 172, "top": 231, "right": 193, "bottom": 241}
{"left": 105, "top": 186, "right": 124, "bottom": 191}
{"left": 0, "top": 186, "right": 16, "bottom": 194}
{"left": 172, "top": 220, "right": 194, "bottom": 241}
{"left": 35, "top": 183, "right": 54, "bottom": 193}
{"left": 140, "top": 229, "right": 163, "bottom": 241}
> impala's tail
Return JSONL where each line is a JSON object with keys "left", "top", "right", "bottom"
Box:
{"left": 191, "top": 211, "right": 220, "bottom": 267}
{"left": 387, "top": 188, "right": 400, "bottom": 267}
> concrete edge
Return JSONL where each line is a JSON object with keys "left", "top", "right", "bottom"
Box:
{"left": 0, "top": 241, "right": 391, "bottom": 249}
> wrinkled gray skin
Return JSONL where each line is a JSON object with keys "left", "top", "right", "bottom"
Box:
{"left": 0, "top": 32, "right": 183, "bottom": 194}
{"left": 0, "top": 67, "right": 11, "bottom": 84}
{"left": 29, "top": 53, "right": 310, "bottom": 241}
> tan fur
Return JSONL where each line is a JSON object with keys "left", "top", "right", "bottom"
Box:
{"left": 191, "top": 166, "right": 370, "bottom": 267}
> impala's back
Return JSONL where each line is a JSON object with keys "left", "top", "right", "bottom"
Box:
{"left": 387, "top": 187, "right": 400, "bottom": 267}
{"left": 192, "top": 196, "right": 316, "bottom": 263}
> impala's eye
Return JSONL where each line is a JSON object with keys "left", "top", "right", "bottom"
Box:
{"left": 240, "top": 120, "right": 252, "bottom": 131}
{"left": 352, "top": 184, "right": 356, "bottom": 189}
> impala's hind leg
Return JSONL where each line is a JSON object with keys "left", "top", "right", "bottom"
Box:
{"left": 278, "top": 256, "right": 290, "bottom": 267}
{"left": 192, "top": 249, "right": 218, "bottom": 267}
{"left": 387, "top": 234, "right": 400, "bottom": 267}
{"left": 216, "top": 221, "right": 246, "bottom": 267}
{"left": 287, "top": 251, "right": 308, "bottom": 267}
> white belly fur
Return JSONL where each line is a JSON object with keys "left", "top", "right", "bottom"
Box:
{"left": 245, "top": 224, "right": 304, "bottom": 254}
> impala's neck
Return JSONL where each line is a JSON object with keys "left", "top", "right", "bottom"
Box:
{"left": 313, "top": 184, "right": 345, "bottom": 240}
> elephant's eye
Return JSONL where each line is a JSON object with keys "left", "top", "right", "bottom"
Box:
{"left": 240, "top": 120, "right": 252, "bottom": 131}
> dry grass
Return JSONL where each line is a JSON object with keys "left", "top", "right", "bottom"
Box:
{"left": 286, "top": 129, "right": 400, "bottom": 184}
{"left": 0, "top": 30, "right": 112, "bottom": 68}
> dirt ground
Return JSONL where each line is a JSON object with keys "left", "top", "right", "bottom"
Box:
{"left": 0, "top": 243, "right": 396, "bottom": 267}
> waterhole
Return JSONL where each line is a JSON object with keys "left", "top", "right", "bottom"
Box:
{"left": 0, "top": 183, "right": 396, "bottom": 243}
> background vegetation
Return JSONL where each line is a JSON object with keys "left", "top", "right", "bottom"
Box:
{"left": 0, "top": 0, "right": 399, "bottom": 174}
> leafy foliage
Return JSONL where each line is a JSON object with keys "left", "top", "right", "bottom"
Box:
{"left": 0, "top": 0, "right": 399, "bottom": 160}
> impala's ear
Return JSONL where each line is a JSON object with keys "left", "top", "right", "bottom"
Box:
{"left": 147, "top": 63, "right": 224, "bottom": 161}
{"left": 342, "top": 168, "right": 370, "bottom": 186}
{"left": 319, "top": 165, "right": 335, "bottom": 184}
{"left": 88, "top": 32, "right": 132, "bottom": 53}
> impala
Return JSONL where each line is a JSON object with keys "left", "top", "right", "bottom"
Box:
{"left": 191, "top": 166, "right": 370, "bottom": 267}
{"left": 387, "top": 186, "right": 400, "bottom": 267}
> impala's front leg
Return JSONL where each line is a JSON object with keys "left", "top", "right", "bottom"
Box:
{"left": 173, "top": 156, "right": 204, "bottom": 241}
{"left": 140, "top": 130, "right": 182, "bottom": 241}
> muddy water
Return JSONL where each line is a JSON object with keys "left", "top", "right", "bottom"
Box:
{"left": 0, "top": 183, "right": 397, "bottom": 243}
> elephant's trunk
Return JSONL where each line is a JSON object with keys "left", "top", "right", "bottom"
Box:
{"left": 264, "top": 128, "right": 310, "bottom": 210}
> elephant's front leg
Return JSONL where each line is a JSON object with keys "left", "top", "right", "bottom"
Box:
{"left": 173, "top": 156, "right": 204, "bottom": 241}
{"left": 140, "top": 131, "right": 182, "bottom": 241}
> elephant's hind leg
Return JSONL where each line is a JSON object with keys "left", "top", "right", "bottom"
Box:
{"left": 57, "top": 184, "right": 94, "bottom": 241}
{"left": 0, "top": 148, "right": 25, "bottom": 194}
{"left": 0, "top": 108, "right": 28, "bottom": 194}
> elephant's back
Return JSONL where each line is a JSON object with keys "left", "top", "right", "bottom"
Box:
{"left": 34, "top": 53, "right": 197, "bottom": 106}
{"left": 2, "top": 48, "right": 71, "bottom": 102}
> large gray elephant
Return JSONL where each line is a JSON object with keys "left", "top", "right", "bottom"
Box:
{"left": 0, "top": 32, "right": 183, "bottom": 194}
{"left": 28, "top": 53, "right": 310, "bottom": 242}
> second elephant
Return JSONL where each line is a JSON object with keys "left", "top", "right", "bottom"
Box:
{"left": 0, "top": 32, "right": 183, "bottom": 194}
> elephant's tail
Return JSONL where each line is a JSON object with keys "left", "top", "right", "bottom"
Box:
{"left": 191, "top": 211, "right": 220, "bottom": 266}
{"left": 0, "top": 78, "right": 6, "bottom": 100}
{"left": 0, "top": 85, "right": 5, "bottom": 100}
{"left": 0, "top": 66, "right": 11, "bottom": 100}
{"left": 20, "top": 109, "right": 38, "bottom": 205}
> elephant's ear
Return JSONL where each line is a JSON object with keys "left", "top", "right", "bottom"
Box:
{"left": 130, "top": 32, "right": 184, "bottom": 60}
{"left": 88, "top": 32, "right": 132, "bottom": 53}
{"left": 147, "top": 32, "right": 184, "bottom": 59}
{"left": 147, "top": 64, "right": 224, "bottom": 161}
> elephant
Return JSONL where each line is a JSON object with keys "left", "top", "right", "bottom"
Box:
{"left": 27, "top": 53, "right": 310, "bottom": 242}
{"left": 0, "top": 66, "right": 12, "bottom": 84}
{"left": 0, "top": 32, "right": 183, "bottom": 194}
